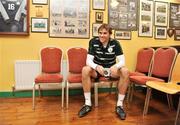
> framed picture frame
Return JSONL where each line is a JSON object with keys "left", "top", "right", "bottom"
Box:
{"left": 154, "top": 1, "right": 168, "bottom": 26}
{"left": 108, "top": 0, "right": 138, "bottom": 31}
{"left": 0, "top": 0, "right": 29, "bottom": 35}
{"left": 95, "top": 12, "right": 103, "bottom": 23}
{"left": 114, "top": 30, "right": 131, "bottom": 40}
{"left": 31, "top": 18, "right": 48, "bottom": 33}
{"left": 174, "top": 29, "right": 180, "bottom": 41}
{"left": 49, "top": 0, "right": 90, "bottom": 38}
{"left": 32, "top": 0, "right": 48, "bottom": 5}
{"left": 169, "top": 3, "right": 180, "bottom": 28}
{"left": 92, "top": 23, "right": 102, "bottom": 37}
{"left": 138, "top": 0, "right": 154, "bottom": 37}
{"left": 154, "top": 26, "right": 167, "bottom": 39}
{"left": 93, "top": 0, "right": 105, "bottom": 10}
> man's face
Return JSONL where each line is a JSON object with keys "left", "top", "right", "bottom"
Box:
{"left": 98, "top": 28, "right": 111, "bottom": 44}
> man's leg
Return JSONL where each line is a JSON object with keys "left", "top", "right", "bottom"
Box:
{"left": 115, "top": 67, "right": 129, "bottom": 120}
{"left": 78, "top": 66, "right": 97, "bottom": 117}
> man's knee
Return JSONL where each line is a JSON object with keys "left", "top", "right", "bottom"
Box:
{"left": 82, "top": 66, "right": 92, "bottom": 76}
{"left": 120, "top": 67, "right": 129, "bottom": 78}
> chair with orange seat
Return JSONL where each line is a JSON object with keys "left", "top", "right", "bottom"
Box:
{"left": 32, "top": 47, "right": 65, "bottom": 110}
{"left": 129, "top": 47, "right": 177, "bottom": 109}
{"left": 128, "top": 47, "right": 155, "bottom": 101}
{"left": 66, "top": 47, "right": 87, "bottom": 108}
{"left": 94, "top": 76, "right": 119, "bottom": 107}
{"left": 143, "top": 53, "right": 180, "bottom": 125}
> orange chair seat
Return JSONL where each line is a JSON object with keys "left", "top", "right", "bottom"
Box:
{"left": 67, "top": 73, "right": 82, "bottom": 83}
{"left": 35, "top": 73, "right": 63, "bottom": 83}
{"left": 130, "top": 75, "right": 164, "bottom": 85}
{"left": 129, "top": 71, "right": 146, "bottom": 76}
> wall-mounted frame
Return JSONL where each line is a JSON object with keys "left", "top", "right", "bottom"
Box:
{"left": 108, "top": 0, "right": 138, "bottom": 31}
{"left": 154, "top": 1, "right": 168, "bottom": 26}
{"left": 138, "top": 0, "right": 153, "bottom": 37}
{"left": 95, "top": 12, "right": 103, "bottom": 23}
{"left": 49, "top": 0, "right": 90, "bottom": 38}
{"left": 31, "top": 18, "right": 48, "bottom": 33}
{"left": 32, "top": 0, "right": 48, "bottom": 5}
{"left": 154, "top": 26, "right": 167, "bottom": 39}
{"left": 0, "top": 0, "right": 29, "bottom": 35}
{"left": 92, "top": 23, "right": 102, "bottom": 37}
{"left": 174, "top": 28, "right": 180, "bottom": 41}
{"left": 114, "top": 30, "right": 131, "bottom": 40}
{"left": 93, "top": 0, "right": 105, "bottom": 10}
{"left": 169, "top": 3, "right": 180, "bottom": 28}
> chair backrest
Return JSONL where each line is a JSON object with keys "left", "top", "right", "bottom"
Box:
{"left": 135, "top": 47, "right": 155, "bottom": 75}
{"left": 67, "top": 47, "right": 87, "bottom": 73}
{"left": 40, "top": 47, "right": 62, "bottom": 73}
{"left": 171, "top": 53, "right": 180, "bottom": 82}
{"left": 151, "top": 47, "right": 177, "bottom": 81}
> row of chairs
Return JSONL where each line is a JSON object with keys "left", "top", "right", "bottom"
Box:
{"left": 128, "top": 47, "right": 180, "bottom": 125}
{"left": 32, "top": 46, "right": 180, "bottom": 124}
{"left": 32, "top": 46, "right": 87, "bottom": 110}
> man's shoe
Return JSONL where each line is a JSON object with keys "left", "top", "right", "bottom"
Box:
{"left": 78, "top": 105, "right": 92, "bottom": 118}
{"left": 116, "top": 106, "right": 126, "bottom": 120}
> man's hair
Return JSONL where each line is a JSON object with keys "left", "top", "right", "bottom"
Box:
{"left": 98, "top": 23, "right": 112, "bottom": 34}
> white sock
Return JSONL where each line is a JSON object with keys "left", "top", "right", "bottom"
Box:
{"left": 84, "top": 92, "right": 91, "bottom": 106}
{"left": 117, "top": 94, "right": 125, "bottom": 107}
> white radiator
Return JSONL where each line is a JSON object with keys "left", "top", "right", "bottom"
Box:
{"left": 14, "top": 60, "right": 41, "bottom": 90}
{"left": 14, "top": 60, "right": 67, "bottom": 91}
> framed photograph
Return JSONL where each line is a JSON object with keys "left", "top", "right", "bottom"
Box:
{"left": 32, "top": 0, "right": 48, "bottom": 5}
{"left": 138, "top": 0, "right": 154, "bottom": 37}
{"left": 49, "top": 0, "right": 90, "bottom": 38}
{"left": 174, "top": 29, "right": 180, "bottom": 41}
{"left": 95, "top": 12, "right": 103, "bottom": 23}
{"left": 92, "top": 23, "right": 102, "bottom": 37}
{"left": 169, "top": 3, "right": 180, "bottom": 28}
{"left": 0, "top": 0, "right": 29, "bottom": 35}
{"left": 31, "top": 18, "right": 48, "bottom": 32}
{"left": 108, "top": 0, "right": 138, "bottom": 30}
{"left": 154, "top": 1, "right": 168, "bottom": 26}
{"left": 93, "top": 0, "right": 105, "bottom": 10}
{"left": 114, "top": 30, "right": 131, "bottom": 40}
{"left": 155, "top": 26, "right": 167, "bottom": 39}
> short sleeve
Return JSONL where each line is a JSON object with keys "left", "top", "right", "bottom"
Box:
{"left": 88, "top": 38, "right": 95, "bottom": 55}
{"left": 115, "top": 40, "right": 123, "bottom": 56}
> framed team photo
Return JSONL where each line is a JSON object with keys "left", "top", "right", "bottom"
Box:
{"left": 0, "top": 0, "right": 29, "bottom": 35}
{"left": 114, "top": 30, "right": 131, "bottom": 40}
{"left": 31, "top": 18, "right": 48, "bottom": 33}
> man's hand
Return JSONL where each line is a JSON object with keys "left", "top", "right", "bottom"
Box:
{"left": 96, "top": 65, "right": 104, "bottom": 76}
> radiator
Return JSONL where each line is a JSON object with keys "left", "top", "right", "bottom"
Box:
{"left": 14, "top": 60, "right": 67, "bottom": 91}
{"left": 14, "top": 60, "right": 40, "bottom": 90}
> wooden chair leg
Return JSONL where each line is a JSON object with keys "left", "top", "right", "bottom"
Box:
{"left": 143, "top": 87, "right": 152, "bottom": 116}
{"left": 167, "top": 94, "right": 173, "bottom": 110}
{"left": 38, "top": 84, "right": 41, "bottom": 97}
{"left": 126, "top": 83, "right": 132, "bottom": 103}
{"left": 175, "top": 97, "right": 180, "bottom": 125}
{"left": 94, "top": 83, "right": 98, "bottom": 107}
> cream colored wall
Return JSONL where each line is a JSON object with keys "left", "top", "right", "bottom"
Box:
{"left": 0, "top": 0, "right": 180, "bottom": 91}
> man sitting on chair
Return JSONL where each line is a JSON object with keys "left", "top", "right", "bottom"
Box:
{"left": 78, "top": 23, "right": 129, "bottom": 120}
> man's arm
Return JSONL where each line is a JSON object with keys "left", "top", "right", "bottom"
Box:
{"left": 86, "top": 54, "right": 98, "bottom": 70}
{"left": 115, "top": 55, "right": 125, "bottom": 69}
